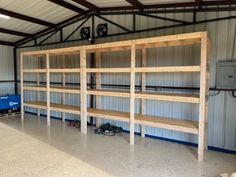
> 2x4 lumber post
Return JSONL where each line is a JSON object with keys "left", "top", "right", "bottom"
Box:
{"left": 204, "top": 38, "right": 211, "bottom": 150}
{"left": 62, "top": 55, "right": 66, "bottom": 122}
{"left": 20, "top": 53, "right": 24, "bottom": 120}
{"left": 46, "top": 52, "right": 50, "bottom": 126}
{"left": 95, "top": 51, "right": 102, "bottom": 127}
{"left": 198, "top": 32, "right": 208, "bottom": 161}
{"left": 36, "top": 72, "right": 40, "bottom": 117}
{"left": 80, "top": 46, "right": 87, "bottom": 134}
{"left": 130, "top": 41, "right": 136, "bottom": 145}
{"left": 141, "top": 48, "right": 146, "bottom": 137}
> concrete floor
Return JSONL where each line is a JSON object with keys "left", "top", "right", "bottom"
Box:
{"left": 0, "top": 115, "right": 235, "bottom": 177}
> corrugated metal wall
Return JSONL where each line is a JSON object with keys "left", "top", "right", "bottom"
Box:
{"left": 0, "top": 45, "right": 14, "bottom": 95}
{"left": 17, "top": 11, "right": 236, "bottom": 151}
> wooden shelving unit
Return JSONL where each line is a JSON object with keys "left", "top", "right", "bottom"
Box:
{"left": 21, "top": 31, "right": 210, "bottom": 161}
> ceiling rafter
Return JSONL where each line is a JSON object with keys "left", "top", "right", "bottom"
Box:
{"left": 48, "top": 0, "right": 87, "bottom": 14}
{"left": 0, "top": 27, "right": 32, "bottom": 37}
{"left": 100, "top": 0, "right": 236, "bottom": 11}
{"left": 125, "top": 0, "right": 144, "bottom": 10}
{"left": 15, "top": 13, "right": 89, "bottom": 46}
{"left": 0, "top": 40, "right": 15, "bottom": 46}
{"left": 0, "top": 8, "right": 56, "bottom": 27}
{"left": 72, "top": 0, "right": 100, "bottom": 12}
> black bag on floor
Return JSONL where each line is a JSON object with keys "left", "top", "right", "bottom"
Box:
{"left": 95, "top": 123, "right": 123, "bottom": 136}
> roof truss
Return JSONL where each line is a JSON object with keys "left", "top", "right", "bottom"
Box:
{"left": 48, "top": 0, "right": 87, "bottom": 14}
{"left": 72, "top": 0, "right": 100, "bottom": 12}
{"left": 125, "top": 0, "right": 144, "bottom": 10}
{"left": 0, "top": 8, "right": 56, "bottom": 27}
{"left": 0, "top": 27, "right": 32, "bottom": 37}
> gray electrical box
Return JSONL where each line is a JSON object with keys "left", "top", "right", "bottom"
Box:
{"left": 216, "top": 60, "right": 236, "bottom": 89}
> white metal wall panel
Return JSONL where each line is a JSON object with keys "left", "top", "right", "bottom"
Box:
{"left": 17, "top": 11, "right": 236, "bottom": 151}
{"left": 0, "top": 45, "right": 14, "bottom": 95}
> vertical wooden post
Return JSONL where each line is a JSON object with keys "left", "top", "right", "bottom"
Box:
{"left": 141, "top": 48, "right": 146, "bottom": 137}
{"left": 198, "top": 32, "right": 208, "bottom": 161}
{"left": 46, "top": 52, "right": 50, "bottom": 126}
{"left": 80, "top": 46, "right": 87, "bottom": 134}
{"left": 61, "top": 55, "right": 66, "bottom": 122}
{"left": 95, "top": 51, "right": 102, "bottom": 128}
{"left": 20, "top": 53, "right": 24, "bottom": 120}
{"left": 130, "top": 40, "right": 136, "bottom": 145}
{"left": 204, "top": 39, "right": 211, "bottom": 150}
{"left": 36, "top": 72, "right": 40, "bottom": 117}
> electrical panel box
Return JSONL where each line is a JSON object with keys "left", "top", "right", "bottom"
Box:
{"left": 216, "top": 60, "right": 236, "bottom": 89}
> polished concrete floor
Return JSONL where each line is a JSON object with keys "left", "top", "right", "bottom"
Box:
{"left": 0, "top": 115, "right": 235, "bottom": 177}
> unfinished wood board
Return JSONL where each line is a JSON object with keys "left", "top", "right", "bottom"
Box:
{"left": 135, "top": 92, "right": 199, "bottom": 103}
{"left": 130, "top": 41, "right": 135, "bottom": 145}
{"left": 95, "top": 51, "right": 102, "bottom": 127}
{"left": 135, "top": 66, "right": 200, "bottom": 73}
{"left": 141, "top": 48, "right": 146, "bottom": 137}
{"left": 86, "top": 68, "right": 130, "bottom": 73}
{"left": 198, "top": 32, "right": 208, "bottom": 161}
{"left": 80, "top": 46, "right": 87, "bottom": 134}
{"left": 46, "top": 52, "right": 50, "bottom": 126}
{"left": 24, "top": 101, "right": 80, "bottom": 115}
{"left": 135, "top": 115, "right": 198, "bottom": 134}
{"left": 50, "top": 68, "right": 80, "bottom": 73}
{"left": 23, "top": 69, "right": 46, "bottom": 73}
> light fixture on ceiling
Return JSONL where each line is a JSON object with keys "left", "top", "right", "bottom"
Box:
{"left": 0, "top": 14, "right": 10, "bottom": 20}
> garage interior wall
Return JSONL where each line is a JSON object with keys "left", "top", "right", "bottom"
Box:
{"left": 0, "top": 45, "right": 14, "bottom": 95}
{"left": 16, "top": 11, "right": 236, "bottom": 152}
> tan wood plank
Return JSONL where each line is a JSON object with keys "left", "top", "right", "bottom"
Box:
{"left": 80, "top": 46, "right": 87, "bottom": 134}
{"left": 135, "top": 115, "right": 198, "bottom": 134}
{"left": 95, "top": 51, "right": 102, "bottom": 127}
{"left": 86, "top": 68, "right": 130, "bottom": 73}
{"left": 46, "top": 52, "right": 50, "bottom": 126}
{"left": 141, "top": 48, "right": 146, "bottom": 137}
{"left": 130, "top": 40, "right": 135, "bottom": 145}
{"left": 36, "top": 73, "right": 40, "bottom": 116}
{"left": 136, "top": 92, "right": 199, "bottom": 103}
{"left": 23, "top": 69, "right": 46, "bottom": 73}
{"left": 135, "top": 66, "right": 200, "bottom": 73}
{"left": 50, "top": 68, "right": 80, "bottom": 73}
{"left": 87, "top": 89, "right": 130, "bottom": 97}
{"left": 88, "top": 108, "right": 129, "bottom": 123}
{"left": 62, "top": 55, "right": 66, "bottom": 122}
{"left": 198, "top": 31, "right": 208, "bottom": 161}
{"left": 24, "top": 101, "right": 80, "bottom": 115}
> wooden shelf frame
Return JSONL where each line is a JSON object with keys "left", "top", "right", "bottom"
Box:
{"left": 21, "top": 31, "right": 210, "bottom": 161}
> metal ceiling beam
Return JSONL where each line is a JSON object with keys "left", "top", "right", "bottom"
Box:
{"left": 15, "top": 13, "right": 89, "bottom": 46}
{"left": 125, "top": 0, "right": 144, "bottom": 10}
{"left": 0, "top": 27, "right": 32, "bottom": 37}
{"left": 72, "top": 0, "right": 100, "bottom": 12}
{"left": 196, "top": 0, "right": 202, "bottom": 9}
{"left": 48, "top": 0, "right": 87, "bottom": 14}
{"left": 0, "top": 8, "right": 56, "bottom": 27}
{"left": 95, "top": 14, "right": 131, "bottom": 32}
{"left": 138, "top": 13, "right": 190, "bottom": 24}
{"left": 100, "top": 1, "right": 236, "bottom": 11}
{"left": 0, "top": 40, "right": 15, "bottom": 46}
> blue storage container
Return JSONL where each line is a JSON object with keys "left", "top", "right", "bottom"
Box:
{"left": 0, "top": 94, "right": 21, "bottom": 112}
